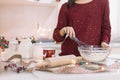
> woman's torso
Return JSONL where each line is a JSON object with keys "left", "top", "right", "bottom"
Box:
{"left": 60, "top": 0, "right": 105, "bottom": 56}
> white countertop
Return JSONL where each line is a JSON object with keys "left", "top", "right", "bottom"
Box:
{"left": 0, "top": 46, "right": 120, "bottom": 80}
{"left": 33, "top": 71, "right": 120, "bottom": 80}
{"left": 0, "top": 67, "right": 120, "bottom": 80}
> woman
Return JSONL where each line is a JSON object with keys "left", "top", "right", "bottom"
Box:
{"left": 53, "top": 0, "right": 111, "bottom": 56}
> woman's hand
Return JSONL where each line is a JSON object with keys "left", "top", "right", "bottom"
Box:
{"left": 60, "top": 27, "right": 75, "bottom": 38}
{"left": 101, "top": 42, "right": 110, "bottom": 48}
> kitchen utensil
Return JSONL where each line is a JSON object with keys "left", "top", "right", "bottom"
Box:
{"left": 71, "top": 37, "right": 87, "bottom": 46}
{"left": 78, "top": 45, "right": 111, "bottom": 62}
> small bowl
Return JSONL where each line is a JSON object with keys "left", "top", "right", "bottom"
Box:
{"left": 78, "top": 45, "right": 111, "bottom": 62}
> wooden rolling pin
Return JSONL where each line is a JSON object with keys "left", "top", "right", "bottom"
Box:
{"left": 36, "top": 55, "right": 82, "bottom": 68}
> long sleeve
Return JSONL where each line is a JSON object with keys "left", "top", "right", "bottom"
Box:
{"left": 52, "top": 0, "right": 111, "bottom": 56}
{"left": 53, "top": 3, "right": 68, "bottom": 42}
{"left": 101, "top": 0, "right": 111, "bottom": 44}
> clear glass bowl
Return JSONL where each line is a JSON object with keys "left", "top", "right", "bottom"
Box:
{"left": 78, "top": 45, "right": 111, "bottom": 62}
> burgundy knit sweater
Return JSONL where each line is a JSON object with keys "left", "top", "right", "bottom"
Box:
{"left": 53, "top": 0, "right": 111, "bottom": 56}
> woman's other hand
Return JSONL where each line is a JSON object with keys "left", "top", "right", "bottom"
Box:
{"left": 60, "top": 27, "right": 75, "bottom": 38}
{"left": 101, "top": 42, "right": 110, "bottom": 48}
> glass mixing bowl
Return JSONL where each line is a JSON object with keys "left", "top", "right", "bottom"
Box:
{"left": 78, "top": 45, "right": 111, "bottom": 62}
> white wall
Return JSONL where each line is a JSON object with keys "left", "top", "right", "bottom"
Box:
{"left": 109, "top": 0, "right": 120, "bottom": 41}
{"left": 0, "top": 4, "right": 56, "bottom": 40}
{"left": 0, "top": 0, "right": 120, "bottom": 41}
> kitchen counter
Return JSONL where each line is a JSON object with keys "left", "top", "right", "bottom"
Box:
{"left": 0, "top": 58, "right": 120, "bottom": 80}
{"left": 0, "top": 45, "right": 120, "bottom": 80}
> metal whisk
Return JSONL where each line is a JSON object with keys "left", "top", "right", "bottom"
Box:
{"left": 71, "top": 37, "right": 87, "bottom": 46}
